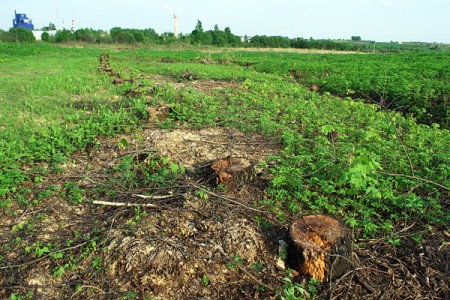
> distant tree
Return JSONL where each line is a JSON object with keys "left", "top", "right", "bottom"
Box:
{"left": 110, "top": 27, "right": 149, "bottom": 44}
{"left": 249, "top": 35, "right": 289, "bottom": 48}
{"left": 99, "top": 31, "right": 112, "bottom": 44}
{"left": 41, "top": 31, "right": 50, "bottom": 42}
{"left": 74, "top": 28, "right": 96, "bottom": 43}
{"left": 143, "top": 28, "right": 159, "bottom": 43}
{"left": 110, "top": 27, "right": 135, "bottom": 44}
{"left": 5, "top": 28, "right": 36, "bottom": 43}
{"left": 41, "top": 23, "right": 56, "bottom": 31}
{"left": 195, "top": 20, "right": 204, "bottom": 32}
{"left": 55, "top": 29, "right": 75, "bottom": 43}
{"left": 351, "top": 36, "right": 362, "bottom": 42}
{"left": 117, "top": 31, "right": 135, "bottom": 44}
{"left": 160, "top": 32, "right": 177, "bottom": 44}
{"left": 224, "top": 27, "right": 241, "bottom": 46}
{"left": 290, "top": 37, "right": 309, "bottom": 49}
{"left": 213, "top": 33, "right": 227, "bottom": 46}
{"left": 249, "top": 35, "right": 265, "bottom": 47}
{"left": 131, "top": 30, "right": 145, "bottom": 43}
{"left": 211, "top": 25, "right": 226, "bottom": 46}
{"left": 109, "top": 27, "right": 121, "bottom": 41}
{"left": 190, "top": 20, "right": 208, "bottom": 45}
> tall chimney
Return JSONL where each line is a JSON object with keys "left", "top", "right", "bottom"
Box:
{"left": 174, "top": 14, "right": 179, "bottom": 38}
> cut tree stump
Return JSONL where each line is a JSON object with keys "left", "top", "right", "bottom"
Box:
{"left": 287, "top": 214, "right": 353, "bottom": 281}
{"left": 145, "top": 105, "right": 172, "bottom": 122}
{"left": 211, "top": 156, "right": 256, "bottom": 188}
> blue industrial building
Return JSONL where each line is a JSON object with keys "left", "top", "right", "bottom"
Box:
{"left": 13, "top": 10, "right": 35, "bottom": 30}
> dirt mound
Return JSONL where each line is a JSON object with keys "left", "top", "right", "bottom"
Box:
{"left": 143, "top": 127, "right": 278, "bottom": 170}
{"left": 102, "top": 212, "right": 279, "bottom": 299}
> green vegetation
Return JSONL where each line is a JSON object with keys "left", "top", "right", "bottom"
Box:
{"left": 2, "top": 20, "right": 447, "bottom": 53}
{"left": 0, "top": 43, "right": 448, "bottom": 298}
{"left": 0, "top": 43, "right": 145, "bottom": 196}
{"left": 120, "top": 49, "right": 448, "bottom": 235}
{"left": 239, "top": 51, "right": 450, "bottom": 128}
{"left": 1, "top": 42, "right": 449, "bottom": 235}
{"left": 0, "top": 27, "right": 36, "bottom": 43}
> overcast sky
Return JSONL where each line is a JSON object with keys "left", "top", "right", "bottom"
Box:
{"left": 2, "top": 0, "right": 449, "bottom": 43}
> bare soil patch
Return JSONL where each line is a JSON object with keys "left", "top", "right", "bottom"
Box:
{"left": 0, "top": 125, "right": 286, "bottom": 299}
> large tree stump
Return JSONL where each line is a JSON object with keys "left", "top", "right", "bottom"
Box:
{"left": 211, "top": 156, "right": 256, "bottom": 188}
{"left": 288, "top": 215, "right": 353, "bottom": 281}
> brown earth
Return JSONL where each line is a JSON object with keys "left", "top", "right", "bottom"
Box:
{"left": 0, "top": 123, "right": 287, "bottom": 299}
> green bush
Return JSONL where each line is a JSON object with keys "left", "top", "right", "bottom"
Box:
{"left": 41, "top": 31, "right": 50, "bottom": 42}
{"left": 1, "top": 28, "right": 36, "bottom": 43}
{"left": 55, "top": 29, "right": 75, "bottom": 43}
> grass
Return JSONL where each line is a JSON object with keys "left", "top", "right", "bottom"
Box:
{"left": 130, "top": 48, "right": 448, "bottom": 231}
{"left": 2, "top": 43, "right": 449, "bottom": 232}
{"left": 0, "top": 43, "right": 148, "bottom": 196}
{"left": 0, "top": 42, "right": 449, "bottom": 299}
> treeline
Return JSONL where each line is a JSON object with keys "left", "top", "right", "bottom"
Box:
{"left": 0, "top": 21, "right": 437, "bottom": 52}
{"left": 0, "top": 28, "right": 36, "bottom": 43}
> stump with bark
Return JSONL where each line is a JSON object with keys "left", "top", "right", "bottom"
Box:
{"left": 145, "top": 105, "right": 172, "bottom": 122}
{"left": 288, "top": 214, "right": 353, "bottom": 281}
{"left": 210, "top": 156, "right": 256, "bottom": 188}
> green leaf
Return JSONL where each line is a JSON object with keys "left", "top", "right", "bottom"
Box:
{"left": 320, "top": 125, "right": 333, "bottom": 135}
{"left": 169, "top": 163, "right": 180, "bottom": 173}
{"left": 53, "top": 266, "right": 65, "bottom": 277}
{"left": 118, "top": 138, "right": 129, "bottom": 149}
{"left": 201, "top": 275, "right": 210, "bottom": 286}
{"left": 51, "top": 252, "right": 64, "bottom": 259}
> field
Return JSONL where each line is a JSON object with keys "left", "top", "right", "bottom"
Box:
{"left": 0, "top": 43, "right": 449, "bottom": 299}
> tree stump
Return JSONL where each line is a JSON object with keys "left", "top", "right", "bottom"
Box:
{"left": 181, "top": 69, "right": 195, "bottom": 81}
{"left": 287, "top": 215, "right": 353, "bottom": 281}
{"left": 210, "top": 156, "right": 256, "bottom": 188}
{"left": 145, "top": 105, "right": 172, "bottom": 122}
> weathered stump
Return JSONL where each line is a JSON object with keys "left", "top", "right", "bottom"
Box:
{"left": 181, "top": 69, "right": 195, "bottom": 81}
{"left": 113, "top": 78, "right": 134, "bottom": 85}
{"left": 311, "top": 84, "right": 320, "bottom": 92}
{"left": 211, "top": 156, "right": 256, "bottom": 188}
{"left": 288, "top": 215, "right": 353, "bottom": 281}
{"left": 327, "top": 131, "right": 339, "bottom": 143}
{"left": 124, "top": 88, "right": 143, "bottom": 98}
{"left": 99, "top": 53, "right": 109, "bottom": 64}
{"left": 145, "top": 105, "right": 172, "bottom": 122}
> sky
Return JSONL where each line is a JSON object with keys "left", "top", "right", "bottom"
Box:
{"left": 2, "top": 0, "right": 449, "bottom": 43}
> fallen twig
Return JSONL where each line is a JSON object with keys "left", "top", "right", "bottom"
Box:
{"left": 355, "top": 274, "right": 376, "bottom": 294}
{"left": 214, "top": 242, "right": 275, "bottom": 292}
{"left": 189, "top": 183, "right": 266, "bottom": 213}
{"left": 132, "top": 193, "right": 178, "bottom": 200}
{"left": 70, "top": 285, "right": 105, "bottom": 299}
{"left": 91, "top": 200, "right": 158, "bottom": 207}
{"left": 0, "top": 240, "right": 92, "bottom": 270}
{"left": 364, "top": 91, "right": 415, "bottom": 177}
{"left": 375, "top": 170, "right": 450, "bottom": 192}
{"left": 302, "top": 159, "right": 337, "bottom": 178}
